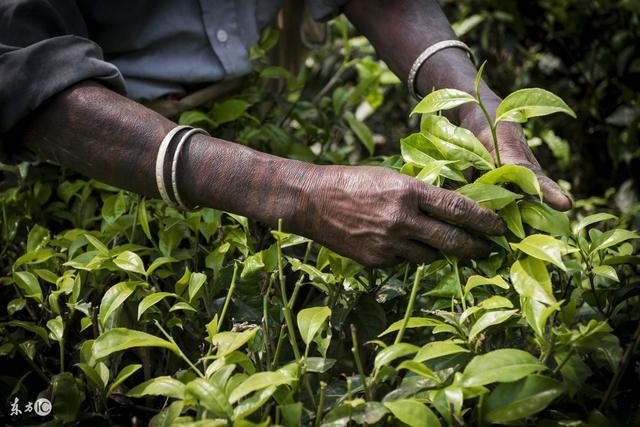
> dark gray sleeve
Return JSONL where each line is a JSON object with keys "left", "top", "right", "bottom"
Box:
{"left": 305, "top": 0, "right": 349, "bottom": 22}
{"left": 0, "top": 0, "right": 126, "bottom": 160}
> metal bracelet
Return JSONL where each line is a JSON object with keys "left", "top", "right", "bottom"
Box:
{"left": 171, "top": 127, "right": 210, "bottom": 211}
{"left": 407, "top": 40, "right": 475, "bottom": 100}
{"left": 155, "top": 125, "right": 191, "bottom": 208}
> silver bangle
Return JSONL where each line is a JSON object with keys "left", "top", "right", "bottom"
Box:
{"left": 407, "top": 40, "right": 475, "bottom": 100}
{"left": 155, "top": 125, "right": 191, "bottom": 208}
{"left": 171, "top": 127, "right": 209, "bottom": 211}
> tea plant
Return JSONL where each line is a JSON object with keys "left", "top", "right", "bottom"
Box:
{"left": 1, "top": 22, "right": 639, "bottom": 427}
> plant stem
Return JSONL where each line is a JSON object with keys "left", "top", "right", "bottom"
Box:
{"left": 395, "top": 265, "right": 425, "bottom": 344}
{"left": 271, "top": 325, "right": 287, "bottom": 370}
{"left": 59, "top": 338, "right": 65, "bottom": 373}
{"left": 217, "top": 262, "right": 238, "bottom": 334}
{"left": 350, "top": 324, "right": 371, "bottom": 400}
{"left": 452, "top": 259, "right": 466, "bottom": 311}
{"left": 276, "top": 220, "right": 303, "bottom": 362}
{"left": 477, "top": 99, "right": 501, "bottom": 167}
{"left": 314, "top": 381, "right": 327, "bottom": 427}
{"left": 552, "top": 348, "right": 575, "bottom": 375}
{"left": 600, "top": 317, "right": 640, "bottom": 411}
{"left": 262, "top": 275, "right": 274, "bottom": 369}
{"left": 155, "top": 320, "right": 204, "bottom": 378}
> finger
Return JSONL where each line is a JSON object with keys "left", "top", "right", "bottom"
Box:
{"left": 407, "top": 214, "right": 492, "bottom": 259}
{"left": 514, "top": 162, "right": 573, "bottom": 212}
{"left": 415, "top": 182, "right": 506, "bottom": 235}
{"left": 536, "top": 173, "right": 572, "bottom": 212}
{"left": 396, "top": 240, "right": 440, "bottom": 264}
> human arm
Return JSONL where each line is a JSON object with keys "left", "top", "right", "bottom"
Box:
{"left": 19, "top": 81, "right": 504, "bottom": 267}
{"left": 344, "top": 0, "right": 572, "bottom": 211}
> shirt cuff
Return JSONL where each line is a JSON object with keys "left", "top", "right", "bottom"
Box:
{"left": 0, "top": 34, "right": 126, "bottom": 162}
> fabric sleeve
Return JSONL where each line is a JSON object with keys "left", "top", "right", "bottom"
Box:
{"left": 304, "top": 0, "right": 349, "bottom": 22}
{"left": 0, "top": 0, "right": 126, "bottom": 161}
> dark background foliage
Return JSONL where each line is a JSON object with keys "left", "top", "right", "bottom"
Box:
{"left": 1, "top": 1, "right": 639, "bottom": 426}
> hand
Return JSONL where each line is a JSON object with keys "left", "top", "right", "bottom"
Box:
{"left": 463, "top": 113, "right": 573, "bottom": 212}
{"left": 290, "top": 165, "right": 506, "bottom": 267}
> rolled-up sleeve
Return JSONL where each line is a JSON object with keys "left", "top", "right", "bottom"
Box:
{"left": 0, "top": 0, "right": 126, "bottom": 159}
{"left": 305, "top": 0, "right": 349, "bottom": 22}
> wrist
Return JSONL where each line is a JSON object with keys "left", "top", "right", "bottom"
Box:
{"left": 180, "top": 134, "right": 316, "bottom": 228}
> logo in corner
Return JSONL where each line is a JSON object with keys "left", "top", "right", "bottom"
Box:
{"left": 34, "top": 398, "right": 52, "bottom": 416}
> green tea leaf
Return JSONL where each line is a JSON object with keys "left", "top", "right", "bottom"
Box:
{"left": 169, "top": 301, "right": 197, "bottom": 313}
{"left": 137, "top": 198, "right": 152, "bottom": 241}
{"left": 474, "top": 61, "right": 486, "bottom": 96}
{"left": 113, "top": 250, "right": 145, "bottom": 275}
{"left": 305, "top": 357, "right": 336, "bottom": 373}
{"left": 13, "top": 271, "right": 43, "bottom": 303}
{"left": 383, "top": 399, "right": 441, "bottom": 427}
{"left": 52, "top": 372, "right": 84, "bottom": 423}
{"left": 107, "top": 364, "right": 142, "bottom": 397}
{"left": 396, "top": 360, "right": 440, "bottom": 381}
{"left": 211, "top": 99, "right": 250, "bottom": 125}
{"left": 5, "top": 320, "right": 49, "bottom": 344}
{"left": 84, "top": 234, "right": 109, "bottom": 256}
{"left": 421, "top": 115, "right": 494, "bottom": 170}
{"left": 77, "top": 363, "right": 106, "bottom": 390}
{"left": 149, "top": 401, "right": 184, "bottom": 427}
{"left": 510, "top": 257, "right": 556, "bottom": 305}
{"left": 27, "top": 224, "right": 50, "bottom": 252}
{"left": 99, "top": 281, "right": 140, "bottom": 326}
{"left": 379, "top": 317, "right": 442, "bottom": 336}
{"left": 400, "top": 134, "right": 466, "bottom": 182}
{"left": 412, "top": 88, "right": 477, "bottom": 115}
{"left": 414, "top": 341, "right": 469, "bottom": 362}
{"left": 344, "top": 111, "right": 375, "bottom": 156}
{"left": 593, "top": 265, "right": 619, "bottom": 282}
{"left": 297, "top": 306, "right": 331, "bottom": 345}
{"left": 179, "top": 110, "right": 217, "bottom": 128}
{"left": 495, "top": 88, "right": 576, "bottom": 123}
{"left": 128, "top": 376, "right": 186, "bottom": 399}
{"left": 188, "top": 272, "right": 208, "bottom": 302}
{"left": 457, "top": 183, "right": 522, "bottom": 210}
{"left": 186, "top": 378, "right": 233, "bottom": 417}
{"left": 591, "top": 229, "right": 639, "bottom": 254}
{"left": 92, "top": 328, "right": 180, "bottom": 359}
{"left": 374, "top": 343, "right": 419, "bottom": 371}
{"left": 464, "top": 275, "right": 509, "bottom": 296}
{"left": 572, "top": 213, "right": 617, "bottom": 235}
{"left": 415, "top": 160, "right": 459, "bottom": 185}
{"left": 511, "top": 234, "right": 577, "bottom": 271}
{"left": 462, "top": 349, "right": 545, "bottom": 387}
{"left": 210, "top": 328, "right": 259, "bottom": 357}
{"left": 138, "top": 292, "right": 177, "bottom": 320}
{"left": 468, "top": 309, "right": 518, "bottom": 341}
{"left": 47, "top": 315, "right": 64, "bottom": 342}
{"left": 233, "top": 385, "right": 278, "bottom": 420}
{"left": 500, "top": 201, "right": 525, "bottom": 239}
{"left": 519, "top": 200, "right": 571, "bottom": 237}
{"left": 476, "top": 164, "right": 541, "bottom": 198}
{"left": 146, "top": 256, "right": 177, "bottom": 276}
{"left": 229, "top": 371, "right": 294, "bottom": 404}
{"left": 484, "top": 375, "right": 565, "bottom": 423}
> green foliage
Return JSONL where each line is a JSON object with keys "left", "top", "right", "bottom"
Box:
{"left": 1, "top": 13, "right": 639, "bottom": 427}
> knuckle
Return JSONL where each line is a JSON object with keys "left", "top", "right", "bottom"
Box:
{"left": 439, "top": 227, "right": 464, "bottom": 253}
{"left": 444, "top": 195, "right": 469, "bottom": 218}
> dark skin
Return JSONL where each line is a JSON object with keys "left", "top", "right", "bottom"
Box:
{"left": 19, "top": 0, "right": 571, "bottom": 268}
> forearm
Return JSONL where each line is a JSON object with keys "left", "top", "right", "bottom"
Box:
{"left": 344, "top": 0, "right": 500, "bottom": 124}
{"left": 20, "top": 81, "right": 310, "bottom": 227}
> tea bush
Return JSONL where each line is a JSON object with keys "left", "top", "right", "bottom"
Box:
{"left": 1, "top": 9, "right": 640, "bottom": 427}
